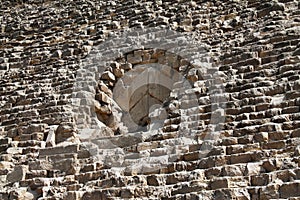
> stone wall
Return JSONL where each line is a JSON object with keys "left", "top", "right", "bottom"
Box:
{"left": 0, "top": 0, "right": 300, "bottom": 199}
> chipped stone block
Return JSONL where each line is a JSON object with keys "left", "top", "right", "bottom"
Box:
{"left": 98, "top": 82, "right": 112, "bottom": 97}
{"left": 262, "top": 159, "right": 283, "bottom": 172}
{"left": 147, "top": 175, "right": 162, "bottom": 186}
{"left": 221, "top": 165, "right": 243, "bottom": 176}
{"left": 113, "top": 67, "right": 124, "bottom": 78}
{"left": 100, "top": 71, "right": 115, "bottom": 81}
{"left": 259, "top": 184, "right": 280, "bottom": 200}
{"left": 121, "top": 188, "right": 134, "bottom": 198}
{"left": 55, "top": 124, "right": 75, "bottom": 144}
{"left": 7, "top": 165, "right": 28, "bottom": 183}
{"left": 277, "top": 169, "right": 297, "bottom": 182}
{"left": 95, "top": 91, "right": 111, "bottom": 104}
{"left": 291, "top": 128, "right": 300, "bottom": 138}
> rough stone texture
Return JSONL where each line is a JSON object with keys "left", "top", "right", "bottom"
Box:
{"left": 0, "top": 0, "right": 300, "bottom": 199}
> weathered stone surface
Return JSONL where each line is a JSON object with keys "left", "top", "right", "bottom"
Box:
{"left": 55, "top": 124, "right": 76, "bottom": 144}
{"left": 259, "top": 184, "right": 280, "bottom": 200}
{"left": 95, "top": 91, "right": 111, "bottom": 104}
{"left": 9, "top": 188, "right": 35, "bottom": 200}
{"left": 245, "top": 162, "right": 261, "bottom": 176}
{"left": 279, "top": 182, "right": 300, "bottom": 198}
{"left": 7, "top": 165, "right": 28, "bottom": 183}
{"left": 262, "top": 159, "right": 283, "bottom": 172}
{"left": 221, "top": 165, "right": 243, "bottom": 176}
{"left": 101, "top": 71, "right": 116, "bottom": 82}
{"left": 1, "top": 0, "right": 300, "bottom": 199}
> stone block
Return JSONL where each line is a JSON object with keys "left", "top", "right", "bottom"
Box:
{"left": 210, "top": 178, "right": 229, "bottom": 190}
{"left": 295, "top": 145, "right": 300, "bottom": 156}
{"left": 98, "top": 82, "right": 112, "bottom": 97}
{"left": 259, "top": 184, "right": 280, "bottom": 200}
{"left": 251, "top": 174, "right": 270, "bottom": 186}
{"left": 127, "top": 52, "right": 142, "bottom": 64}
{"left": 183, "top": 152, "right": 200, "bottom": 161}
{"left": 221, "top": 165, "right": 243, "bottom": 176}
{"left": 204, "top": 167, "right": 221, "bottom": 178}
{"left": 262, "top": 159, "right": 282, "bottom": 172}
{"left": 9, "top": 188, "right": 35, "bottom": 200}
{"left": 226, "top": 145, "right": 244, "bottom": 155}
{"left": 262, "top": 141, "right": 285, "bottom": 149}
{"left": 81, "top": 190, "right": 109, "bottom": 200}
{"left": 245, "top": 162, "right": 261, "bottom": 176}
{"left": 254, "top": 132, "right": 268, "bottom": 142}
{"left": 28, "top": 160, "right": 53, "bottom": 171}
{"left": 268, "top": 131, "right": 287, "bottom": 140}
{"left": 222, "top": 137, "right": 238, "bottom": 146}
{"left": 291, "top": 128, "right": 300, "bottom": 138}
{"left": 7, "top": 165, "right": 28, "bottom": 183}
{"left": 113, "top": 68, "right": 124, "bottom": 78}
{"left": 100, "top": 71, "right": 115, "bottom": 81}
{"left": 282, "top": 106, "right": 299, "bottom": 114}
{"left": 26, "top": 170, "right": 47, "bottom": 179}
{"left": 120, "top": 63, "right": 132, "bottom": 70}
{"left": 64, "top": 191, "right": 84, "bottom": 200}
{"left": 147, "top": 175, "right": 163, "bottom": 186}
{"left": 39, "top": 144, "right": 79, "bottom": 156}
{"left": 279, "top": 182, "right": 300, "bottom": 198}
{"left": 95, "top": 91, "right": 111, "bottom": 104}
{"left": 238, "top": 135, "right": 254, "bottom": 144}
{"left": 207, "top": 146, "right": 225, "bottom": 156}
{"left": 121, "top": 188, "right": 134, "bottom": 198}
{"left": 276, "top": 169, "right": 296, "bottom": 182}
{"left": 80, "top": 164, "right": 95, "bottom": 173}
{"left": 55, "top": 124, "right": 76, "bottom": 144}
{"left": 0, "top": 138, "right": 11, "bottom": 145}
{"left": 230, "top": 153, "right": 253, "bottom": 164}
{"left": 0, "top": 161, "right": 13, "bottom": 170}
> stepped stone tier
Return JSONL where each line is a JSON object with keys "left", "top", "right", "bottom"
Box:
{"left": 0, "top": 0, "right": 300, "bottom": 199}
